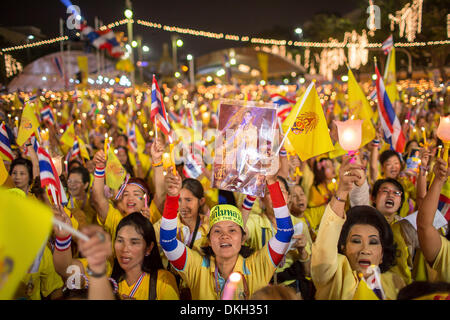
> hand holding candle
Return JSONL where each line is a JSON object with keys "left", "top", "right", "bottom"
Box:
{"left": 221, "top": 272, "right": 242, "bottom": 300}
{"left": 334, "top": 119, "right": 363, "bottom": 163}
{"left": 436, "top": 116, "right": 450, "bottom": 165}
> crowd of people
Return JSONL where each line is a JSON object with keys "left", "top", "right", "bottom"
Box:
{"left": 1, "top": 77, "right": 449, "bottom": 301}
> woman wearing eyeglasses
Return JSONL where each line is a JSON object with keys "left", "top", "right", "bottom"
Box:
{"left": 370, "top": 178, "right": 434, "bottom": 285}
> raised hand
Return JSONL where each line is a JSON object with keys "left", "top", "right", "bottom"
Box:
{"left": 93, "top": 150, "right": 106, "bottom": 168}
{"left": 165, "top": 168, "right": 182, "bottom": 197}
{"left": 76, "top": 225, "right": 112, "bottom": 275}
{"left": 52, "top": 204, "right": 72, "bottom": 239}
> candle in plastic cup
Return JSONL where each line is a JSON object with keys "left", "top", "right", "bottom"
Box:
{"left": 221, "top": 272, "right": 241, "bottom": 300}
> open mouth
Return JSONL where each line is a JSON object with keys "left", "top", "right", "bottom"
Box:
{"left": 220, "top": 243, "right": 232, "bottom": 248}
{"left": 385, "top": 199, "right": 395, "bottom": 208}
{"left": 119, "top": 256, "right": 132, "bottom": 264}
{"left": 358, "top": 259, "right": 371, "bottom": 268}
{"left": 126, "top": 202, "right": 137, "bottom": 209}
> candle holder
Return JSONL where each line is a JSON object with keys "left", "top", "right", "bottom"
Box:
{"left": 334, "top": 119, "right": 363, "bottom": 163}
{"left": 436, "top": 116, "right": 450, "bottom": 164}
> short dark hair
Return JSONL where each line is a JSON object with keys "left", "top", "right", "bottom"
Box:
{"left": 338, "top": 205, "right": 397, "bottom": 273}
{"left": 380, "top": 150, "right": 402, "bottom": 166}
{"left": 371, "top": 178, "right": 405, "bottom": 212}
{"left": 110, "top": 212, "right": 163, "bottom": 282}
{"left": 69, "top": 166, "right": 91, "bottom": 192}
{"left": 9, "top": 157, "right": 33, "bottom": 186}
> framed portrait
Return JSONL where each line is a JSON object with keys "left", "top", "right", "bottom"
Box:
{"left": 211, "top": 100, "right": 278, "bottom": 197}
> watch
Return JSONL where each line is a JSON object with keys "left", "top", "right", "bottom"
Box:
{"left": 86, "top": 266, "right": 107, "bottom": 278}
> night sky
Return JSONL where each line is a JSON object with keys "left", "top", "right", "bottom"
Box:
{"left": 0, "top": 0, "right": 359, "bottom": 59}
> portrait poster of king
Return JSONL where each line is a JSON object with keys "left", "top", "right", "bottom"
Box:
{"left": 212, "top": 101, "right": 277, "bottom": 197}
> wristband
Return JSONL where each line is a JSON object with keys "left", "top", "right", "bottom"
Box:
{"left": 242, "top": 195, "right": 257, "bottom": 211}
{"left": 152, "top": 160, "right": 163, "bottom": 167}
{"left": 279, "top": 148, "right": 287, "bottom": 157}
{"left": 55, "top": 235, "right": 72, "bottom": 251}
{"left": 94, "top": 166, "right": 105, "bottom": 178}
{"left": 86, "top": 266, "right": 107, "bottom": 278}
{"left": 334, "top": 194, "right": 347, "bottom": 203}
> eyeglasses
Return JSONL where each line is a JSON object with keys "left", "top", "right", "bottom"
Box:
{"left": 67, "top": 180, "right": 82, "bottom": 185}
{"left": 380, "top": 188, "right": 402, "bottom": 197}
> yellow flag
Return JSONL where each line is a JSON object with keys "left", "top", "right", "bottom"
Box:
{"left": 77, "top": 56, "right": 89, "bottom": 84}
{"left": 16, "top": 103, "right": 40, "bottom": 146}
{"left": 105, "top": 148, "right": 126, "bottom": 190}
{"left": 61, "top": 102, "right": 70, "bottom": 122}
{"left": 348, "top": 68, "right": 376, "bottom": 147}
{"left": 257, "top": 52, "right": 268, "bottom": 82}
{"left": 13, "top": 93, "right": 22, "bottom": 111}
{"left": 0, "top": 160, "right": 8, "bottom": 185}
{"left": 352, "top": 278, "right": 380, "bottom": 300}
{"left": 117, "top": 112, "right": 128, "bottom": 133}
{"left": 77, "top": 136, "right": 90, "bottom": 160}
{"left": 282, "top": 82, "right": 335, "bottom": 161}
{"left": 60, "top": 123, "right": 75, "bottom": 148}
{"left": 384, "top": 47, "right": 400, "bottom": 103}
{"left": 0, "top": 187, "right": 53, "bottom": 299}
{"left": 135, "top": 126, "right": 146, "bottom": 153}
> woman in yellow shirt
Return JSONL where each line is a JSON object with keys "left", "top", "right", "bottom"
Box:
{"left": 311, "top": 156, "right": 405, "bottom": 300}
{"left": 60, "top": 213, "right": 180, "bottom": 300}
{"left": 308, "top": 157, "right": 338, "bottom": 208}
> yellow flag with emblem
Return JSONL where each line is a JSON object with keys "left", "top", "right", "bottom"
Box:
{"left": 348, "top": 67, "right": 376, "bottom": 148}
{"left": 0, "top": 187, "right": 53, "bottom": 299}
{"left": 282, "top": 81, "right": 334, "bottom": 161}
{"left": 76, "top": 136, "right": 90, "bottom": 160}
{"left": 105, "top": 148, "right": 126, "bottom": 190}
{"left": 352, "top": 277, "right": 380, "bottom": 300}
{"left": 16, "top": 103, "right": 40, "bottom": 146}
{"left": 60, "top": 123, "right": 75, "bottom": 148}
{"left": 384, "top": 47, "right": 400, "bottom": 104}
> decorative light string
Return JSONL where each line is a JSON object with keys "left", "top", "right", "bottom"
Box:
{"left": 1, "top": 17, "right": 449, "bottom": 53}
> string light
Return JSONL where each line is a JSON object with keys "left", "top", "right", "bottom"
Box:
{"left": 2, "top": 15, "right": 449, "bottom": 54}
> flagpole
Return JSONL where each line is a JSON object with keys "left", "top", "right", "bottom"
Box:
{"left": 274, "top": 81, "right": 315, "bottom": 156}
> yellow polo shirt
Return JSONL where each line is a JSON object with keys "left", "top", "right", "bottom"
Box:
{"left": 118, "top": 270, "right": 179, "bottom": 300}
{"left": 14, "top": 246, "right": 63, "bottom": 300}
{"left": 173, "top": 245, "right": 277, "bottom": 300}
{"left": 432, "top": 236, "right": 450, "bottom": 282}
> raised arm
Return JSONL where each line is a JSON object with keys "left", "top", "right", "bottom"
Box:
{"left": 417, "top": 155, "right": 450, "bottom": 265}
{"left": 76, "top": 225, "right": 114, "bottom": 300}
{"left": 52, "top": 204, "right": 83, "bottom": 281}
{"left": 150, "top": 137, "right": 166, "bottom": 214}
{"left": 90, "top": 150, "right": 109, "bottom": 224}
{"left": 159, "top": 168, "right": 187, "bottom": 271}
{"left": 265, "top": 176, "right": 294, "bottom": 267}
{"left": 415, "top": 147, "right": 432, "bottom": 209}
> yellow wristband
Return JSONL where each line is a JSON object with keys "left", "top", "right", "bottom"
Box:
{"left": 152, "top": 160, "right": 163, "bottom": 167}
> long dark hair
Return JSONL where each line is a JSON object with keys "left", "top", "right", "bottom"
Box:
{"left": 338, "top": 205, "right": 397, "bottom": 273}
{"left": 313, "top": 157, "right": 331, "bottom": 187}
{"left": 110, "top": 212, "right": 163, "bottom": 282}
{"left": 117, "top": 146, "right": 135, "bottom": 178}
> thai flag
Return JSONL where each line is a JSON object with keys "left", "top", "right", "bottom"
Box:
{"left": 37, "top": 146, "right": 67, "bottom": 206}
{"left": 375, "top": 64, "right": 405, "bottom": 153}
{"left": 151, "top": 75, "right": 171, "bottom": 135}
{"left": 0, "top": 122, "right": 14, "bottom": 162}
{"left": 127, "top": 123, "right": 138, "bottom": 153}
{"left": 167, "top": 109, "right": 181, "bottom": 123}
{"left": 183, "top": 147, "right": 203, "bottom": 179}
{"left": 438, "top": 194, "right": 450, "bottom": 222}
{"left": 41, "top": 106, "right": 55, "bottom": 125}
{"left": 271, "top": 93, "right": 295, "bottom": 122}
{"left": 79, "top": 23, "right": 124, "bottom": 58}
{"left": 382, "top": 35, "right": 394, "bottom": 55}
{"left": 71, "top": 139, "right": 80, "bottom": 159}
{"left": 369, "top": 89, "right": 378, "bottom": 102}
